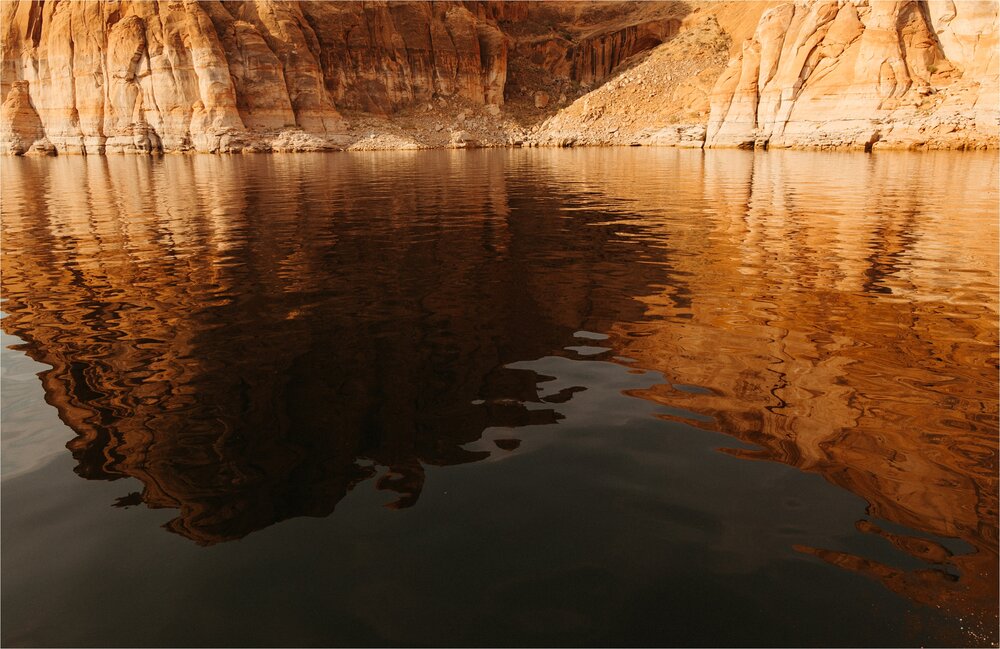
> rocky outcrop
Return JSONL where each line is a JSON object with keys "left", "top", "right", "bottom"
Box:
{"left": 529, "top": 13, "right": 731, "bottom": 147}
{"left": 517, "top": 14, "right": 682, "bottom": 86}
{"left": 705, "top": 0, "right": 1000, "bottom": 150}
{"left": 0, "top": 80, "right": 53, "bottom": 155}
{"left": 0, "top": 0, "right": 524, "bottom": 153}
{"left": 2, "top": 0, "right": 996, "bottom": 154}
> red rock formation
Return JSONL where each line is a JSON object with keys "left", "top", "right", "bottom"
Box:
{"left": 705, "top": 0, "right": 1000, "bottom": 149}
{"left": 4, "top": 1, "right": 994, "bottom": 153}
{"left": 0, "top": 1, "right": 527, "bottom": 152}
{"left": 0, "top": 1, "right": 693, "bottom": 154}
{"left": 518, "top": 15, "right": 681, "bottom": 85}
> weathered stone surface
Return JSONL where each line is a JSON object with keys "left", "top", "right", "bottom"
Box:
{"left": 646, "top": 123, "right": 707, "bottom": 148}
{"left": 705, "top": 0, "right": 1000, "bottom": 150}
{"left": 294, "top": 2, "right": 515, "bottom": 113}
{"left": 518, "top": 14, "right": 682, "bottom": 85}
{"left": 1, "top": 0, "right": 290, "bottom": 153}
{"left": 448, "top": 129, "right": 481, "bottom": 148}
{"left": 529, "top": 12, "right": 731, "bottom": 148}
{"left": 2, "top": 0, "right": 995, "bottom": 154}
{"left": 0, "top": 0, "right": 521, "bottom": 153}
{"left": 0, "top": 80, "right": 52, "bottom": 154}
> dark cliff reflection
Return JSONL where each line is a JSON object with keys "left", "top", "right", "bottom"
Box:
{"left": 1, "top": 152, "right": 666, "bottom": 544}
{"left": 1, "top": 148, "right": 997, "bottom": 645}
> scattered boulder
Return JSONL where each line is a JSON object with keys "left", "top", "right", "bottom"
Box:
{"left": 645, "top": 124, "right": 707, "bottom": 148}
{"left": 449, "top": 130, "right": 481, "bottom": 148}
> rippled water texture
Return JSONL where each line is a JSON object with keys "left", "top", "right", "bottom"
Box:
{"left": 2, "top": 149, "right": 997, "bottom": 647}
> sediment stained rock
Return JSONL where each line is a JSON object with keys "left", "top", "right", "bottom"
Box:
{"left": 267, "top": 1, "right": 518, "bottom": 114}
{"left": 0, "top": 0, "right": 521, "bottom": 153}
{"left": 2, "top": 0, "right": 996, "bottom": 154}
{"left": 705, "top": 0, "right": 1000, "bottom": 150}
{"left": 520, "top": 16, "right": 681, "bottom": 85}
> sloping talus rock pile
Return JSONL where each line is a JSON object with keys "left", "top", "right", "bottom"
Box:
{"left": 528, "top": 13, "right": 732, "bottom": 148}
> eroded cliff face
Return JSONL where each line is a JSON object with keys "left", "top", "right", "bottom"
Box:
{"left": 530, "top": 12, "right": 731, "bottom": 148}
{"left": 1, "top": 0, "right": 690, "bottom": 154}
{"left": 2, "top": 1, "right": 334, "bottom": 153}
{"left": 0, "top": 0, "right": 530, "bottom": 153}
{"left": 531, "top": 0, "right": 998, "bottom": 150}
{"left": 270, "top": 1, "right": 522, "bottom": 113}
{"left": 2, "top": 1, "right": 997, "bottom": 154}
{"left": 705, "top": 0, "right": 1000, "bottom": 149}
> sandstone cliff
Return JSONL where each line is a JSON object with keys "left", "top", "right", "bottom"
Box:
{"left": 533, "top": 0, "right": 999, "bottom": 150}
{"left": 0, "top": 1, "right": 531, "bottom": 153}
{"left": 2, "top": 1, "right": 997, "bottom": 154}
{"left": 704, "top": 0, "right": 1000, "bottom": 149}
{"left": 0, "top": 0, "right": 688, "bottom": 154}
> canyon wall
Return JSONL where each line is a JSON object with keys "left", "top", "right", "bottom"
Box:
{"left": 705, "top": 0, "right": 999, "bottom": 149}
{"left": 0, "top": 0, "right": 684, "bottom": 154}
{"left": 532, "top": 0, "right": 998, "bottom": 150}
{"left": 2, "top": 1, "right": 997, "bottom": 154}
{"left": 0, "top": 0, "right": 527, "bottom": 153}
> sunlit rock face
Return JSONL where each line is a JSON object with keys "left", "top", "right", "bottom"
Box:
{"left": 2, "top": 0, "right": 996, "bottom": 153}
{"left": 0, "top": 1, "right": 520, "bottom": 153}
{"left": 705, "top": 0, "right": 1000, "bottom": 150}
{"left": 2, "top": 1, "right": 257, "bottom": 154}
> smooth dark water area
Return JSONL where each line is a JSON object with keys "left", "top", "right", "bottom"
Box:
{"left": 1, "top": 149, "right": 997, "bottom": 647}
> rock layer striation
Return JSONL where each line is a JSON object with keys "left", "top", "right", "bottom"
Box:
{"left": 2, "top": 0, "right": 997, "bottom": 154}
{"left": 0, "top": 0, "right": 529, "bottom": 153}
{"left": 704, "top": 0, "right": 999, "bottom": 149}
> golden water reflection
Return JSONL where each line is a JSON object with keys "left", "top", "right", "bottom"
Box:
{"left": 556, "top": 150, "right": 999, "bottom": 632}
{"left": 1, "top": 149, "right": 997, "bottom": 641}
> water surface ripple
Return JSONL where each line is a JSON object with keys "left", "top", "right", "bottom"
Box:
{"left": 1, "top": 149, "right": 997, "bottom": 647}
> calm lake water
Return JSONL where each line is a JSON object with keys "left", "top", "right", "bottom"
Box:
{"left": 1, "top": 149, "right": 997, "bottom": 647}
